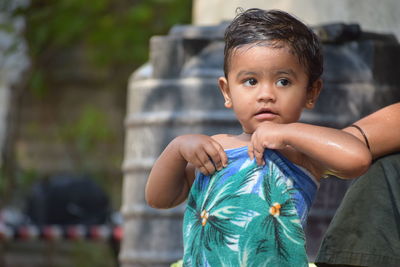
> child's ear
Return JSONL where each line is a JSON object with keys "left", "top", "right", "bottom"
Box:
{"left": 218, "top": 76, "right": 232, "bottom": 108}
{"left": 305, "top": 79, "right": 322, "bottom": 109}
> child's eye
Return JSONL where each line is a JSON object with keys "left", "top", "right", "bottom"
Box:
{"left": 244, "top": 78, "right": 257, "bottom": 86}
{"left": 276, "top": 78, "right": 290, "bottom": 87}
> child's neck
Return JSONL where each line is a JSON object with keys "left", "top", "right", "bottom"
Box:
{"left": 211, "top": 133, "right": 251, "bottom": 150}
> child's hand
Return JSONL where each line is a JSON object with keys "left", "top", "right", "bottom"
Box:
{"left": 248, "top": 122, "right": 288, "bottom": 165}
{"left": 175, "top": 134, "right": 228, "bottom": 175}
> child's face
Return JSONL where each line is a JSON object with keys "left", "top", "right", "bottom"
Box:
{"left": 219, "top": 42, "right": 321, "bottom": 134}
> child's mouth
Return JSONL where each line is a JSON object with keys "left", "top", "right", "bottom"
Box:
{"left": 254, "top": 109, "right": 278, "bottom": 120}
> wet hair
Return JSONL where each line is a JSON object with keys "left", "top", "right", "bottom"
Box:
{"left": 223, "top": 8, "right": 323, "bottom": 87}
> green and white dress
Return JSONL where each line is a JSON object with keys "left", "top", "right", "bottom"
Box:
{"left": 182, "top": 146, "right": 318, "bottom": 267}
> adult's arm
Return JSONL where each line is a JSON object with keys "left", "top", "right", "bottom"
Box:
{"left": 343, "top": 103, "right": 400, "bottom": 160}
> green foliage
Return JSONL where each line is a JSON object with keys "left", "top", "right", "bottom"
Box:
{"left": 2, "top": 0, "right": 192, "bottom": 206}
{"left": 29, "top": 69, "right": 48, "bottom": 98}
{"left": 16, "top": 168, "right": 40, "bottom": 189}
{"left": 60, "top": 105, "right": 114, "bottom": 156}
{"left": 0, "top": 167, "right": 6, "bottom": 196}
{"left": 0, "top": 166, "right": 40, "bottom": 204}
{"left": 0, "top": 22, "right": 14, "bottom": 33}
{"left": 71, "top": 240, "right": 117, "bottom": 267}
{"left": 20, "top": 0, "right": 192, "bottom": 68}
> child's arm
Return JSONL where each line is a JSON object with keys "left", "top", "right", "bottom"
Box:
{"left": 248, "top": 122, "right": 371, "bottom": 179}
{"left": 145, "top": 134, "right": 227, "bottom": 209}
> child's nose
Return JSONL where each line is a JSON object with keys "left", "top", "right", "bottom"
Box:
{"left": 257, "top": 85, "right": 275, "bottom": 102}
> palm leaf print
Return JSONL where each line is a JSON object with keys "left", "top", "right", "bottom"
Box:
{"left": 256, "top": 161, "right": 307, "bottom": 265}
{"left": 183, "top": 148, "right": 311, "bottom": 267}
{"left": 183, "top": 160, "right": 264, "bottom": 266}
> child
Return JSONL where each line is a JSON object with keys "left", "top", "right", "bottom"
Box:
{"left": 146, "top": 8, "right": 371, "bottom": 267}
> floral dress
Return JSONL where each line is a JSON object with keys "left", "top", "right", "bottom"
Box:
{"left": 182, "top": 146, "right": 318, "bottom": 267}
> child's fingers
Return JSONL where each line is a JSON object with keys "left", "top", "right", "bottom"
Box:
{"left": 185, "top": 150, "right": 212, "bottom": 175}
{"left": 210, "top": 141, "right": 228, "bottom": 169}
{"left": 248, "top": 143, "right": 254, "bottom": 160}
{"left": 202, "top": 141, "right": 226, "bottom": 172}
{"left": 202, "top": 143, "right": 222, "bottom": 171}
{"left": 254, "top": 147, "right": 265, "bottom": 166}
{"left": 251, "top": 134, "right": 265, "bottom": 166}
{"left": 195, "top": 149, "right": 216, "bottom": 175}
{"left": 256, "top": 144, "right": 266, "bottom": 166}
{"left": 197, "top": 161, "right": 214, "bottom": 176}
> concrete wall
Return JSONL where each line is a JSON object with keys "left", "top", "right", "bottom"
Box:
{"left": 193, "top": 0, "right": 400, "bottom": 40}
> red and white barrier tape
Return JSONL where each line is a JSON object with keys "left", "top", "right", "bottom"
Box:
{"left": 0, "top": 224, "right": 122, "bottom": 242}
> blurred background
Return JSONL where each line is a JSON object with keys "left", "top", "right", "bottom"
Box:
{"left": 0, "top": 0, "right": 191, "bottom": 266}
{"left": 1, "top": 0, "right": 400, "bottom": 267}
